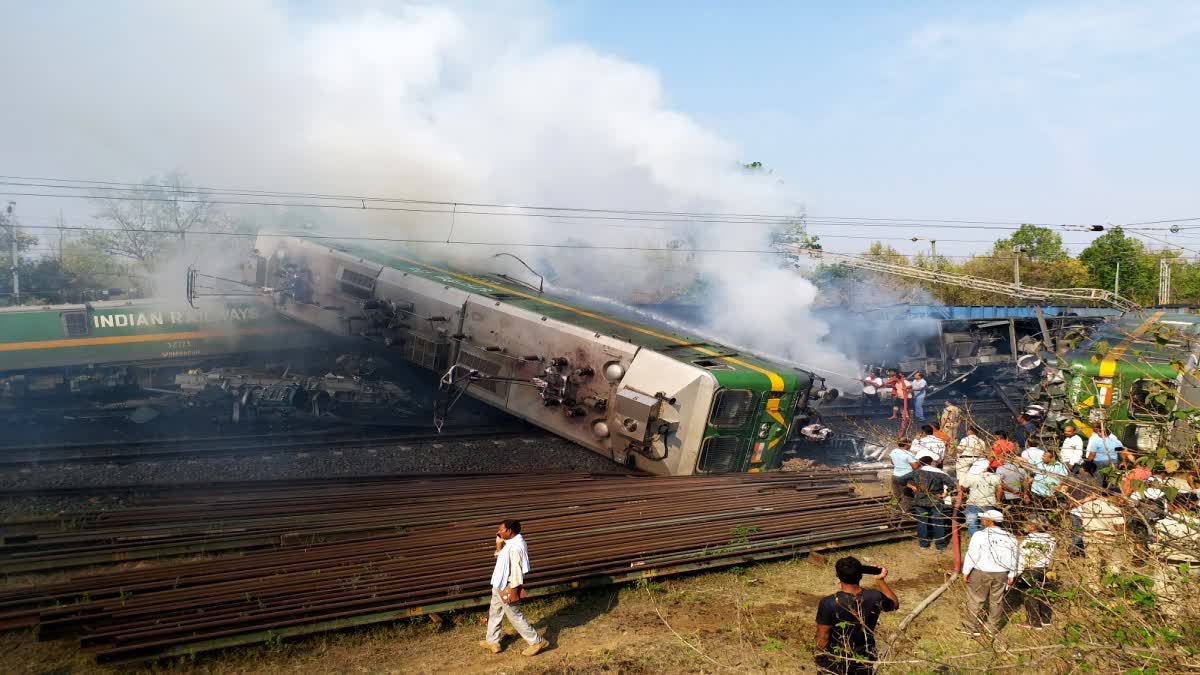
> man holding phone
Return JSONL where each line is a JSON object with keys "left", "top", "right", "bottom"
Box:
{"left": 480, "top": 519, "right": 548, "bottom": 656}
{"left": 814, "top": 556, "right": 899, "bottom": 674}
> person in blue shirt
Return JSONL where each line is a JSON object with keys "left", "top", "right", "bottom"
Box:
{"left": 1029, "top": 449, "right": 1069, "bottom": 509}
{"left": 1085, "top": 427, "right": 1124, "bottom": 469}
{"left": 889, "top": 439, "right": 918, "bottom": 509}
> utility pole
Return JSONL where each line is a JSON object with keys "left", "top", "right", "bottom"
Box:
{"left": 1012, "top": 244, "right": 1026, "bottom": 291}
{"left": 911, "top": 237, "right": 937, "bottom": 268}
{"left": 4, "top": 201, "right": 17, "bottom": 305}
{"left": 1114, "top": 260, "right": 1121, "bottom": 295}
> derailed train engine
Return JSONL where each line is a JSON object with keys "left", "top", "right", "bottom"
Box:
{"left": 232, "top": 236, "right": 833, "bottom": 475}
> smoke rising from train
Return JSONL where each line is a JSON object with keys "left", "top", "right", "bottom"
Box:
{"left": 1, "top": 2, "right": 859, "bottom": 385}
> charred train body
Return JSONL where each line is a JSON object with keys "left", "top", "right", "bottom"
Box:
{"left": 243, "top": 236, "right": 829, "bottom": 475}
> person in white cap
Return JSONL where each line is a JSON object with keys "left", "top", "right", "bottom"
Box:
{"left": 961, "top": 509, "right": 1019, "bottom": 636}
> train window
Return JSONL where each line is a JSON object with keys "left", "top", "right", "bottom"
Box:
{"left": 61, "top": 311, "right": 88, "bottom": 338}
{"left": 1129, "top": 379, "right": 1176, "bottom": 417}
{"left": 698, "top": 436, "right": 742, "bottom": 473}
{"left": 709, "top": 389, "right": 755, "bottom": 427}
{"left": 338, "top": 267, "right": 377, "bottom": 298}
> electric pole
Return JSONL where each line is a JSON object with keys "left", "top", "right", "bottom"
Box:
{"left": 4, "top": 201, "right": 17, "bottom": 305}
{"left": 1012, "top": 244, "right": 1026, "bottom": 291}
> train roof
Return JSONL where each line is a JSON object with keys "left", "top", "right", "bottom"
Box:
{"left": 1065, "top": 310, "right": 1200, "bottom": 369}
{"left": 0, "top": 298, "right": 265, "bottom": 314}
{"left": 329, "top": 242, "right": 809, "bottom": 391}
{"left": 0, "top": 299, "right": 164, "bottom": 314}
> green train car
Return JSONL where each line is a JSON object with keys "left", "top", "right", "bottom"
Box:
{"left": 1050, "top": 310, "right": 1200, "bottom": 453}
{"left": 0, "top": 299, "right": 324, "bottom": 394}
{"left": 243, "top": 236, "right": 835, "bottom": 475}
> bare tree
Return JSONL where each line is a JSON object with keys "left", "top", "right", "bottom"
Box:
{"left": 85, "top": 173, "right": 225, "bottom": 267}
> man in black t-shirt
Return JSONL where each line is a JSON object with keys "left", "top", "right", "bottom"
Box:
{"left": 814, "top": 556, "right": 900, "bottom": 674}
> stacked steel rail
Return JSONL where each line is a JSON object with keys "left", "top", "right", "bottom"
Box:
{"left": 0, "top": 425, "right": 535, "bottom": 466}
{"left": 0, "top": 472, "right": 906, "bottom": 664}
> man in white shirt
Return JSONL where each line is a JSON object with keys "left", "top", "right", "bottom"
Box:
{"left": 957, "top": 460, "right": 1001, "bottom": 538}
{"left": 1059, "top": 425, "right": 1085, "bottom": 473}
{"left": 913, "top": 425, "right": 946, "bottom": 466}
{"left": 955, "top": 426, "right": 988, "bottom": 478}
{"left": 1019, "top": 438, "right": 1044, "bottom": 465}
{"left": 481, "top": 520, "right": 549, "bottom": 656}
{"left": 910, "top": 371, "right": 928, "bottom": 422}
{"left": 860, "top": 369, "right": 883, "bottom": 411}
{"left": 961, "top": 509, "right": 1019, "bottom": 636}
{"left": 888, "top": 439, "right": 919, "bottom": 509}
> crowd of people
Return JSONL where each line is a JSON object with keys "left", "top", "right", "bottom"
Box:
{"left": 811, "top": 406, "right": 1200, "bottom": 673}
{"left": 886, "top": 412, "right": 1200, "bottom": 638}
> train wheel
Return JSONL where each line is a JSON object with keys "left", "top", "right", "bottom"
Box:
{"left": 232, "top": 401, "right": 243, "bottom": 424}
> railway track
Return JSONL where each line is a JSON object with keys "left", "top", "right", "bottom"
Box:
{"left": 0, "top": 425, "right": 540, "bottom": 467}
{"left": 0, "top": 471, "right": 907, "bottom": 664}
{"left": 816, "top": 398, "right": 1013, "bottom": 420}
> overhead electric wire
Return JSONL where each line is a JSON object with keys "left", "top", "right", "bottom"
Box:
{"left": 0, "top": 174, "right": 1047, "bottom": 227}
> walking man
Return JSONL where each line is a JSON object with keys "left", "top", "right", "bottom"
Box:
{"left": 814, "top": 557, "right": 899, "bottom": 674}
{"left": 961, "top": 509, "right": 1018, "bottom": 636}
{"left": 481, "top": 520, "right": 549, "bottom": 656}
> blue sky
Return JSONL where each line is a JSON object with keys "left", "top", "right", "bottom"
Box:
{"left": 557, "top": 1, "right": 1200, "bottom": 255}
{"left": 3, "top": 1, "right": 1198, "bottom": 260}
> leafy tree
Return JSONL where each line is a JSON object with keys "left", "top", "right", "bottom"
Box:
{"left": 1077, "top": 227, "right": 1158, "bottom": 304}
{"left": 993, "top": 224, "right": 1069, "bottom": 261}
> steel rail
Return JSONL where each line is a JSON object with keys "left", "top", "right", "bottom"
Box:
{"left": 0, "top": 473, "right": 910, "bottom": 663}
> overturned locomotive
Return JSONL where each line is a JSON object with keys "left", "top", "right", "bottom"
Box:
{"left": 227, "top": 236, "right": 834, "bottom": 475}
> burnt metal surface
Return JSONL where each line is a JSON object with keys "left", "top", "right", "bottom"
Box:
{"left": 0, "top": 472, "right": 906, "bottom": 664}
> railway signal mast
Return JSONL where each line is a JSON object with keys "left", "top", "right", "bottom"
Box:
{"left": 3, "top": 202, "right": 17, "bottom": 305}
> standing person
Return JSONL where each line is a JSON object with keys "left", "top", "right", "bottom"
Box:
{"left": 996, "top": 459, "right": 1029, "bottom": 523}
{"left": 1014, "top": 414, "right": 1037, "bottom": 449}
{"left": 860, "top": 370, "right": 883, "bottom": 412}
{"left": 885, "top": 370, "right": 910, "bottom": 422}
{"left": 914, "top": 425, "right": 947, "bottom": 467}
{"left": 1059, "top": 460, "right": 1102, "bottom": 556}
{"left": 956, "top": 426, "right": 989, "bottom": 478}
{"left": 1019, "top": 438, "right": 1044, "bottom": 465}
{"left": 941, "top": 399, "right": 964, "bottom": 442}
{"left": 961, "top": 509, "right": 1019, "bottom": 637}
{"left": 888, "top": 439, "right": 919, "bottom": 510}
{"left": 901, "top": 455, "right": 957, "bottom": 551}
{"left": 1060, "top": 425, "right": 1085, "bottom": 474}
{"left": 480, "top": 520, "right": 549, "bottom": 656}
{"left": 989, "top": 430, "right": 1017, "bottom": 468}
{"left": 910, "top": 371, "right": 928, "bottom": 422}
{"left": 1016, "top": 519, "right": 1057, "bottom": 629}
{"left": 1029, "top": 449, "right": 1069, "bottom": 512}
{"left": 1086, "top": 425, "right": 1124, "bottom": 470}
{"left": 958, "top": 459, "right": 1002, "bottom": 538}
{"left": 814, "top": 557, "right": 899, "bottom": 674}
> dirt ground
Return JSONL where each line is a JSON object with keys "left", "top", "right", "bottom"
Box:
{"left": 1, "top": 536, "right": 1068, "bottom": 675}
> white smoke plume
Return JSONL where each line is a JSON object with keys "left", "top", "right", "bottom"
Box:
{"left": 1, "top": 1, "right": 859, "bottom": 385}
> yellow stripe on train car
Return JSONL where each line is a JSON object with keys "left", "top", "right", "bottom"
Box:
{"left": 390, "top": 254, "right": 788, "bottom": 392}
{"left": 0, "top": 327, "right": 284, "bottom": 352}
